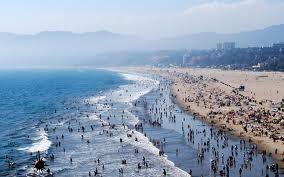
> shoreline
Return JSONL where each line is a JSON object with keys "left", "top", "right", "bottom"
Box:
{"left": 128, "top": 72, "right": 282, "bottom": 176}
{"left": 42, "top": 70, "right": 190, "bottom": 177}
{"left": 170, "top": 76, "right": 284, "bottom": 168}
{"left": 131, "top": 89, "right": 195, "bottom": 175}
{"left": 124, "top": 67, "right": 284, "bottom": 169}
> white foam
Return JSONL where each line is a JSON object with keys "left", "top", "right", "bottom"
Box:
{"left": 114, "top": 129, "right": 190, "bottom": 176}
{"left": 121, "top": 73, "right": 152, "bottom": 82}
{"left": 124, "top": 109, "right": 140, "bottom": 126}
{"left": 120, "top": 72, "right": 160, "bottom": 85}
{"left": 88, "top": 95, "right": 106, "bottom": 104}
{"left": 87, "top": 72, "right": 159, "bottom": 104}
{"left": 109, "top": 72, "right": 159, "bottom": 103}
{"left": 87, "top": 95, "right": 111, "bottom": 115}
{"left": 18, "top": 128, "right": 52, "bottom": 153}
{"left": 88, "top": 114, "right": 99, "bottom": 120}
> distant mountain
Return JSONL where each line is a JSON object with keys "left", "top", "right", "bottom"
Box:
{"left": 0, "top": 24, "right": 283, "bottom": 66}
{"left": 0, "top": 30, "right": 145, "bottom": 56}
{"left": 0, "top": 30, "right": 149, "bottom": 66}
{"left": 157, "top": 24, "right": 284, "bottom": 49}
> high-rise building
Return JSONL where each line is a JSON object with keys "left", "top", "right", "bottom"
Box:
{"left": 217, "top": 43, "right": 223, "bottom": 50}
{"left": 182, "top": 54, "right": 191, "bottom": 65}
{"left": 217, "top": 42, "right": 235, "bottom": 50}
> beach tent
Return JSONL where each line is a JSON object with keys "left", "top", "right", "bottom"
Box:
{"left": 270, "top": 117, "right": 280, "bottom": 124}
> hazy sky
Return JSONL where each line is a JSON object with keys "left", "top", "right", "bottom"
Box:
{"left": 1, "top": 0, "right": 284, "bottom": 39}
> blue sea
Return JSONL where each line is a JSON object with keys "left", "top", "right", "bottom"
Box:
{"left": 0, "top": 69, "right": 128, "bottom": 176}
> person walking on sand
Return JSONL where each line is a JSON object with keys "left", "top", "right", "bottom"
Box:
{"left": 163, "top": 169, "right": 167, "bottom": 176}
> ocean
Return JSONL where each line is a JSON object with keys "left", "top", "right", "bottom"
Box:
{"left": 0, "top": 69, "right": 130, "bottom": 176}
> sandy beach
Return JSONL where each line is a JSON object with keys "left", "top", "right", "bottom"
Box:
{"left": 127, "top": 67, "right": 284, "bottom": 168}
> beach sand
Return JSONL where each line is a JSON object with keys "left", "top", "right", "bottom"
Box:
{"left": 177, "top": 68, "right": 284, "bottom": 103}
{"left": 127, "top": 67, "right": 284, "bottom": 168}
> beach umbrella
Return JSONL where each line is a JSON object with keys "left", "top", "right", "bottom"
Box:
{"left": 280, "top": 119, "right": 284, "bottom": 126}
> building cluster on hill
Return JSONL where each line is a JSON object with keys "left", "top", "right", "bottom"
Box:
{"left": 182, "top": 42, "right": 284, "bottom": 71}
{"left": 216, "top": 42, "right": 236, "bottom": 51}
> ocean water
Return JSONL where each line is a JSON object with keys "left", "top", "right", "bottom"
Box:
{"left": 0, "top": 69, "right": 188, "bottom": 177}
{"left": 0, "top": 69, "right": 126, "bottom": 176}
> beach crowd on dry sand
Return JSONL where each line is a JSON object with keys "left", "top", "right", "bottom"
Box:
{"left": 138, "top": 68, "right": 284, "bottom": 167}
{"left": 131, "top": 67, "right": 284, "bottom": 168}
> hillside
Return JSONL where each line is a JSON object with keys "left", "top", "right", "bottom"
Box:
{"left": 0, "top": 24, "right": 283, "bottom": 66}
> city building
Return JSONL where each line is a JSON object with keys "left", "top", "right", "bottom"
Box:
{"left": 217, "top": 43, "right": 223, "bottom": 50}
{"left": 273, "top": 42, "right": 284, "bottom": 49}
{"left": 182, "top": 54, "right": 191, "bottom": 66}
{"left": 216, "top": 42, "right": 236, "bottom": 51}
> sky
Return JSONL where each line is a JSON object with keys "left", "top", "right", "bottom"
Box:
{"left": 0, "top": 0, "right": 284, "bottom": 39}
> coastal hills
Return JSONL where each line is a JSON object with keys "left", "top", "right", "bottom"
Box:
{"left": 0, "top": 24, "right": 284, "bottom": 66}
{"left": 159, "top": 24, "right": 284, "bottom": 49}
